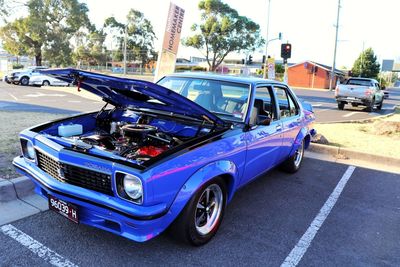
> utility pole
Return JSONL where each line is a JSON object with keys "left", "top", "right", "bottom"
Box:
{"left": 123, "top": 25, "right": 127, "bottom": 75}
{"left": 263, "top": 0, "right": 271, "bottom": 79}
{"left": 329, "top": 0, "right": 341, "bottom": 90}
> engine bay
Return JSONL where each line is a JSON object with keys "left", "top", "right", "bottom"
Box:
{"left": 37, "top": 108, "right": 220, "bottom": 165}
{"left": 76, "top": 122, "right": 185, "bottom": 162}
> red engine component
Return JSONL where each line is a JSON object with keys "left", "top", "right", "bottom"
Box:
{"left": 137, "top": 145, "right": 168, "bottom": 157}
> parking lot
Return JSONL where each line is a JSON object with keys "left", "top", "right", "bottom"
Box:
{"left": 1, "top": 157, "right": 399, "bottom": 266}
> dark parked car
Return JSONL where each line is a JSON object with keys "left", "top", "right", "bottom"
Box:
{"left": 14, "top": 69, "right": 316, "bottom": 246}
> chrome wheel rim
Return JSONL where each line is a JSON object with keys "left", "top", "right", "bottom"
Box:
{"left": 294, "top": 141, "right": 304, "bottom": 167}
{"left": 195, "top": 184, "right": 223, "bottom": 236}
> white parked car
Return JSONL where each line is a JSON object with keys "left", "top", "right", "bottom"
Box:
{"left": 29, "top": 73, "right": 70, "bottom": 86}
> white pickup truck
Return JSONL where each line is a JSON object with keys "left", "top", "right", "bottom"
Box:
{"left": 335, "top": 77, "right": 384, "bottom": 112}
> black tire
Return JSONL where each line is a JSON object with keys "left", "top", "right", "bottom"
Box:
{"left": 169, "top": 177, "right": 227, "bottom": 246}
{"left": 351, "top": 103, "right": 358, "bottom": 107}
{"left": 366, "top": 98, "right": 375, "bottom": 112}
{"left": 377, "top": 100, "right": 383, "bottom": 110}
{"left": 338, "top": 102, "right": 345, "bottom": 110}
{"left": 280, "top": 139, "right": 305, "bottom": 173}
{"left": 20, "top": 76, "right": 29, "bottom": 86}
{"left": 42, "top": 80, "right": 50, "bottom": 86}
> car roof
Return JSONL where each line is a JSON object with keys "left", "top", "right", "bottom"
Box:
{"left": 165, "top": 72, "right": 283, "bottom": 86}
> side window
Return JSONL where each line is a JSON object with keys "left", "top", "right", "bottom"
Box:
{"left": 274, "top": 86, "right": 299, "bottom": 118}
{"left": 252, "top": 86, "right": 276, "bottom": 125}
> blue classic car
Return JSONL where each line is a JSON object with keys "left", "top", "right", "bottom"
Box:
{"left": 13, "top": 69, "right": 315, "bottom": 246}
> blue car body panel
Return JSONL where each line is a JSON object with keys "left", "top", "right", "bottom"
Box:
{"left": 13, "top": 71, "right": 315, "bottom": 242}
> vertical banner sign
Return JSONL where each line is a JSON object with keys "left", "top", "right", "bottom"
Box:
{"left": 154, "top": 2, "right": 185, "bottom": 81}
{"left": 267, "top": 57, "right": 275, "bottom": 80}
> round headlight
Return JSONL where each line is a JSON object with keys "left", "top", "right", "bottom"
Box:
{"left": 26, "top": 141, "right": 35, "bottom": 159}
{"left": 123, "top": 174, "right": 143, "bottom": 200}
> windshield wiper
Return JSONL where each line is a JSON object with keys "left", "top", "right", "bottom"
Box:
{"left": 211, "top": 111, "right": 235, "bottom": 117}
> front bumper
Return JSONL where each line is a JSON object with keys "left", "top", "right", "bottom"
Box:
{"left": 13, "top": 156, "right": 178, "bottom": 242}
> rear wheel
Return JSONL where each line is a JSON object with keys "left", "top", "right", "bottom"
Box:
{"left": 338, "top": 102, "right": 345, "bottom": 110}
{"left": 377, "top": 100, "right": 383, "bottom": 110}
{"left": 366, "top": 98, "right": 375, "bottom": 112}
{"left": 169, "top": 177, "right": 227, "bottom": 246}
{"left": 42, "top": 80, "right": 50, "bottom": 86}
{"left": 280, "top": 139, "right": 305, "bottom": 173}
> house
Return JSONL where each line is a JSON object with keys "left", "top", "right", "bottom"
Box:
{"left": 288, "top": 61, "right": 345, "bottom": 89}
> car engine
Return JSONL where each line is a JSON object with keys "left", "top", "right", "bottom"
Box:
{"left": 75, "top": 121, "right": 184, "bottom": 162}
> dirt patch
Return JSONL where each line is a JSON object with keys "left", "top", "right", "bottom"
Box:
{"left": 313, "top": 109, "right": 400, "bottom": 159}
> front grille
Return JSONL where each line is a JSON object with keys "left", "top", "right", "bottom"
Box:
{"left": 36, "top": 150, "right": 113, "bottom": 196}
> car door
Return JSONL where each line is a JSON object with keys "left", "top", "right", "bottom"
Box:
{"left": 273, "top": 85, "right": 302, "bottom": 161}
{"left": 241, "top": 86, "right": 283, "bottom": 185}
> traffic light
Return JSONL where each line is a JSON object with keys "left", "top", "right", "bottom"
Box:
{"left": 248, "top": 55, "right": 253, "bottom": 65}
{"left": 262, "top": 55, "right": 266, "bottom": 64}
{"left": 241, "top": 58, "right": 245, "bottom": 65}
{"left": 281, "top": 43, "right": 292, "bottom": 59}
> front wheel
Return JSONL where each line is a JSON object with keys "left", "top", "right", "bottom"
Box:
{"left": 20, "top": 76, "right": 29, "bottom": 86}
{"left": 338, "top": 102, "right": 345, "bottom": 110}
{"left": 169, "top": 178, "right": 227, "bottom": 246}
{"left": 280, "top": 139, "right": 305, "bottom": 173}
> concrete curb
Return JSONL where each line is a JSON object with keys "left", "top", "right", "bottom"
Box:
{"left": 309, "top": 143, "right": 400, "bottom": 166}
{"left": 0, "top": 176, "right": 35, "bottom": 203}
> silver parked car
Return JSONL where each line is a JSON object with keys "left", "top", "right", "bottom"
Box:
{"left": 29, "top": 73, "right": 69, "bottom": 86}
{"left": 335, "top": 77, "right": 384, "bottom": 112}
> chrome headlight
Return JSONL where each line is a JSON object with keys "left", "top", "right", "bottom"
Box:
{"left": 116, "top": 172, "right": 143, "bottom": 204}
{"left": 21, "top": 138, "right": 36, "bottom": 161}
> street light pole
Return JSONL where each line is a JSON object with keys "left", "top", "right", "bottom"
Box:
{"left": 329, "top": 0, "right": 341, "bottom": 90}
{"left": 263, "top": 0, "right": 271, "bottom": 79}
{"left": 123, "top": 25, "right": 127, "bottom": 75}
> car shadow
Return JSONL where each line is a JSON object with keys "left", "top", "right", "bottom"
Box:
{"left": 0, "top": 101, "right": 81, "bottom": 114}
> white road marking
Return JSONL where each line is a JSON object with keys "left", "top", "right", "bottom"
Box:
{"left": 281, "top": 165, "right": 356, "bottom": 267}
{"left": 0, "top": 224, "right": 79, "bottom": 267}
{"left": 312, "top": 104, "right": 322, "bottom": 107}
{"left": 24, "top": 92, "right": 66, "bottom": 98}
{"left": 67, "top": 100, "right": 81, "bottom": 103}
{"left": 8, "top": 93, "right": 18, "bottom": 101}
{"left": 342, "top": 111, "right": 358, "bottom": 118}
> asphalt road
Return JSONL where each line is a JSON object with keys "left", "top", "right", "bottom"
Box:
{"left": 293, "top": 87, "right": 400, "bottom": 123}
{"left": 1, "top": 157, "right": 399, "bottom": 266}
{"left": 1, "top": 81, "right": 399, "bottom": 123}
{"left": 0, "top": 82, "right": 104, "bottom": 114}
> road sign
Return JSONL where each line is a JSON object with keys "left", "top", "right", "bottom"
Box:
{"left": 267, "top": 57, "right": 275, "bottom": 80}
{"left": 382, "top": 60, "right": 394, "bottom": 71}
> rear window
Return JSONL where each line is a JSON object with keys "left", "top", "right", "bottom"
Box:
{"left": 346, "top": 79, "right": 373, "bottom": 86}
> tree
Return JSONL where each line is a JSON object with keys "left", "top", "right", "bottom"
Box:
{"left": 351, "top": 48, "right": 380, "bottom": 78}
{"left": 73, "top": 30, "right": 107, "bottom": 67}
{"left": 0, "top": 0, "right": 92, "bottom": 66}
{"left": 104, "top": 9, "right": 157, "bottom": 66}
{"left": 183, "top": 0, "right": 263, "bottom": 71}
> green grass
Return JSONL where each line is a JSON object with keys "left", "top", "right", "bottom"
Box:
{"left": 0, "top": 111, "right": 66, "bottom": 179}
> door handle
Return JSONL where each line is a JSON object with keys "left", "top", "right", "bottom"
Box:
{"left": 276, "top": 125, "right": 282, "bottom": 131}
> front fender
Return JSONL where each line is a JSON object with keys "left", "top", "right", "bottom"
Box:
{"left": 167, "top": 160, "right": 239, "bottom": 221}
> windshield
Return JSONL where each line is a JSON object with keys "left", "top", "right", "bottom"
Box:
{"left": 157, "top": 77, "right": 250, "bottom": 122}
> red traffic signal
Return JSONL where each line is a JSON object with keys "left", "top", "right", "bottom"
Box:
{"left": 281, "top": 43, "right": 292, "bottom": 59}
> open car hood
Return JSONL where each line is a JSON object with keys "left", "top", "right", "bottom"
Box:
{"left": 40, "top": 68, "right": 225, "bottom": 126}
